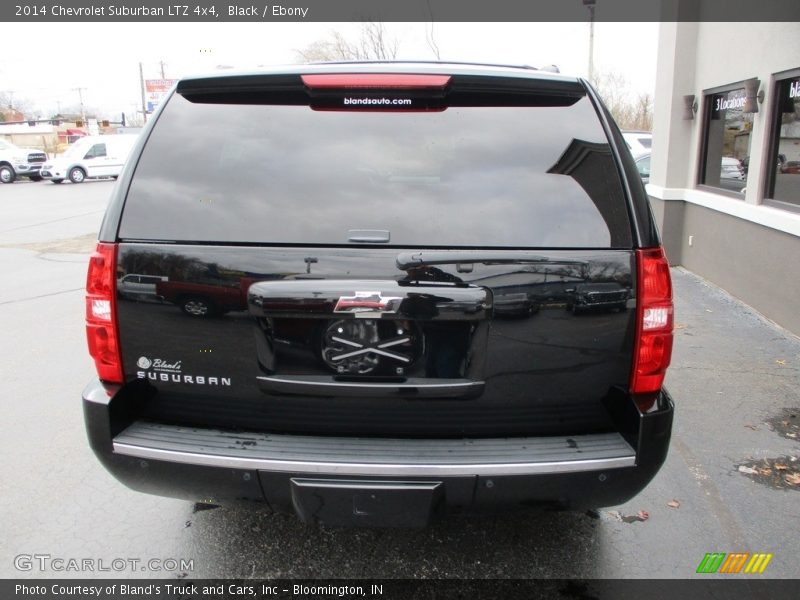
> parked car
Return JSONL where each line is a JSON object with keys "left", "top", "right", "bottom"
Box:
{"left": 621, "top": 130, "right": 652, "bottom": 158}
{"left": 720, "top": 156, "right": 745, "bottom": 181}
{"left": 117, "top": 274, "right": 168, "bottom": 302}
{"left": 40, "top": 134, "right": 138, "bottom": 183}
{"left": 566, "top": 282, "right": 630, "bottom": 314}
{"left": 493, "top": 291, "right": 539, "bottom": 318}
{"left": 155, "top": 278, "right": 258, "bottom": 316}
{"left": 780, "top": 160, "right": 800, "bottom": 174}
{"left": 83, "top": 62, "right": 675, "bottom": 527}
{"left": 0, "top": 138, "right": 47, "bottom": 183}
{"left": 635, "top": 153, "right": 651, "bottom": 184}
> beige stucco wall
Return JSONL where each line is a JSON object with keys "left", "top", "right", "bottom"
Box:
{"left": 649, "top": 16, "right": 800, "bottom": 335}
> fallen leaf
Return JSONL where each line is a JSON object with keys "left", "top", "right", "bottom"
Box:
{"left": 775, "top": 359, "right": 787, "bottom": 365}
{"left": 743, "top": 424, "right": 759, "bottom": 430}
{"left": 758, "top": 468, "right": 773, "bottom": 476}
{"left": 784, "top": 473, "right": 800, "bottom": 486}
{"left": 738, "top": 465, "right": 758, "bottom": 475}
{"left": 620, "top": 510, "right": 650, "bottom": 523}
{"left": 667, "top": 499, "right": 681, "bottom": 509}
{"left": 775, "top": 464, "right": 788, "bottom": 471}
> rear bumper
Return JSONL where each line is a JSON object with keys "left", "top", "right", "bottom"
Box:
{"left": 83, "top": 379, "right": 673, "bottom": 525}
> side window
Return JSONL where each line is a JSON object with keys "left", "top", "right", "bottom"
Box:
{"left": 699, "top": 86, "right": 752, "bottom": 194}
{"left": 84, "top": 143, "right": 107, "bottom": 159}
{"left": 764, "top": 72, "right": 800, "bottom": 212}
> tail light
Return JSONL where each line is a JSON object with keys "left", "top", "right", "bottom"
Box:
{"left": 630, "top": 247, "right": 673, "bottom": 397}
{"left": 85, "top": 242, "right": 123, "bottom": 383}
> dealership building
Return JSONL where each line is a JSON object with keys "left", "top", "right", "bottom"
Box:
{"left": 648, "top": 21, "right": 800, "bottom": 334}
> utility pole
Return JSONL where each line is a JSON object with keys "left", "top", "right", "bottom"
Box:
{"left": 139, "top": 61, "right": 147, "bottom": 124}
{"left": 73, "top": 87, "right": 87, "bottom": 122}
{"left": 584, "top": 0, "right": 597, "bottom": 83}
{"left": 159, "top": 60, "right": 167, "bottom": 79}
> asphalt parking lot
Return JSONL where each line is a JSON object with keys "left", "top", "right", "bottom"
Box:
{"left": 1, "top": 179, "right": 799, "bottom": 580}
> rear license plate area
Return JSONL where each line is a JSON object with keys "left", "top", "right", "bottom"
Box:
{"left": 290, "top": 478, "right": 443, "bottom": 527}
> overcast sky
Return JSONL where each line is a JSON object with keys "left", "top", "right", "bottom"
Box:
{"left": 1, "top": 22, "right": 658, "bottom": 118}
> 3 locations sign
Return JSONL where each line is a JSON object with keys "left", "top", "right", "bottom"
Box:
{"left": 710, "top": 89, "right": 746, "bottom": 118}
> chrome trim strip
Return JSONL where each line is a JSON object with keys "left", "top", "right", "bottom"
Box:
{"left": 256, "top": 376, "right": 483, "bottom": 389}
{"left": 112, "top": 442, "right": 635, "bottom": 476}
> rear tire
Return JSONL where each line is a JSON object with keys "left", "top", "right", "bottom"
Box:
{"left": 0, "top": 164, "right": 15, "bottom": 184}
{"left": 68, "top": 167, "right": 86, "bottom": 184}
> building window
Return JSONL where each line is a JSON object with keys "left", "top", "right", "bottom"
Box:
{"left": 699, "top": 86, "right": 752, "bottom": 194}
{"left": 765, "top": 72, "right": 800, "bottom": 211}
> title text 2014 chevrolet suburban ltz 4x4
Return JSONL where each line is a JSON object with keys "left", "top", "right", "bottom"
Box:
{"left": 83, "top": 63, "right": 674, "bottom": 527}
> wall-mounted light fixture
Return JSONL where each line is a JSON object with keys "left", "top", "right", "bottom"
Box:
{"left": 682, "top": 94, "right": 698, "bottom": 120}
{"left": 743, "top": 78, "right": 765, "bottom": 113}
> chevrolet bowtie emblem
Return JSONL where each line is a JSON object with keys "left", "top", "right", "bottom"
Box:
{"left": 334, "top": 291, "right": 402, "bottom": 316}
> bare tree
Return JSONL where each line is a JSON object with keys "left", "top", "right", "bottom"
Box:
{"left": 360, "top": 21, "right": 398, "bottom": 60}
{"left": 0, "top": 91, "right": 33, "bottom": 120}
{"left": 296, "top": 22, "right": 398, "bottom": 63}
{"left": 422, "top": 0, "right": 441, "bottom": 60}
{"left": 425, "top": 22, "right": 441, "bottom": 60}
{"left": 629, "top": 92, "right": 654, "bottom": 131}
{"left": 125, "top": 112, "right": 145, "bottom": 127}
{"left": 591, "top": 70, "right": 653, "bottom": 131}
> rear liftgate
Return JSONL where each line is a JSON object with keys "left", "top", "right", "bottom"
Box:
{"left": 249, "top": 278, "right": 491, "bottom": 525}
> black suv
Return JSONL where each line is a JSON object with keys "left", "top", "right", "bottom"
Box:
{"left": 83, "top": 62, "right": 674, "bottom": 527}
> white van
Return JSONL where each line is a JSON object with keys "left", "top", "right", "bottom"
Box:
{"left": 40, "top": 134, "right": 139, "bottom": 184}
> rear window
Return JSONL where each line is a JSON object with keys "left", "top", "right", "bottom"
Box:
{"left": 120, "top": 78, "right": 632, "bottom": 248}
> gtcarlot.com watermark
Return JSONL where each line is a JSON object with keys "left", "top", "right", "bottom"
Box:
{"left": 14, "top": 554, "right": 194, "bottom": 573}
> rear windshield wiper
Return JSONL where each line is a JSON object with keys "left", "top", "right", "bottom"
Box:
{"left": 396, "top": 250, "right": 551, "bottom": 270}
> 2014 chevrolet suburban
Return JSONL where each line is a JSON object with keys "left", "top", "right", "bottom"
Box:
{"left": 83, "top": 62, "right": 674, "bottom": 527}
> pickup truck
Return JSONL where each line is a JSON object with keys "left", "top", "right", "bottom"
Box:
{"left": 0, "top": 138, "right": 46, "bottom": 183}
{"left": 83, "top": 62, "right": 674, "bottom": 527}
